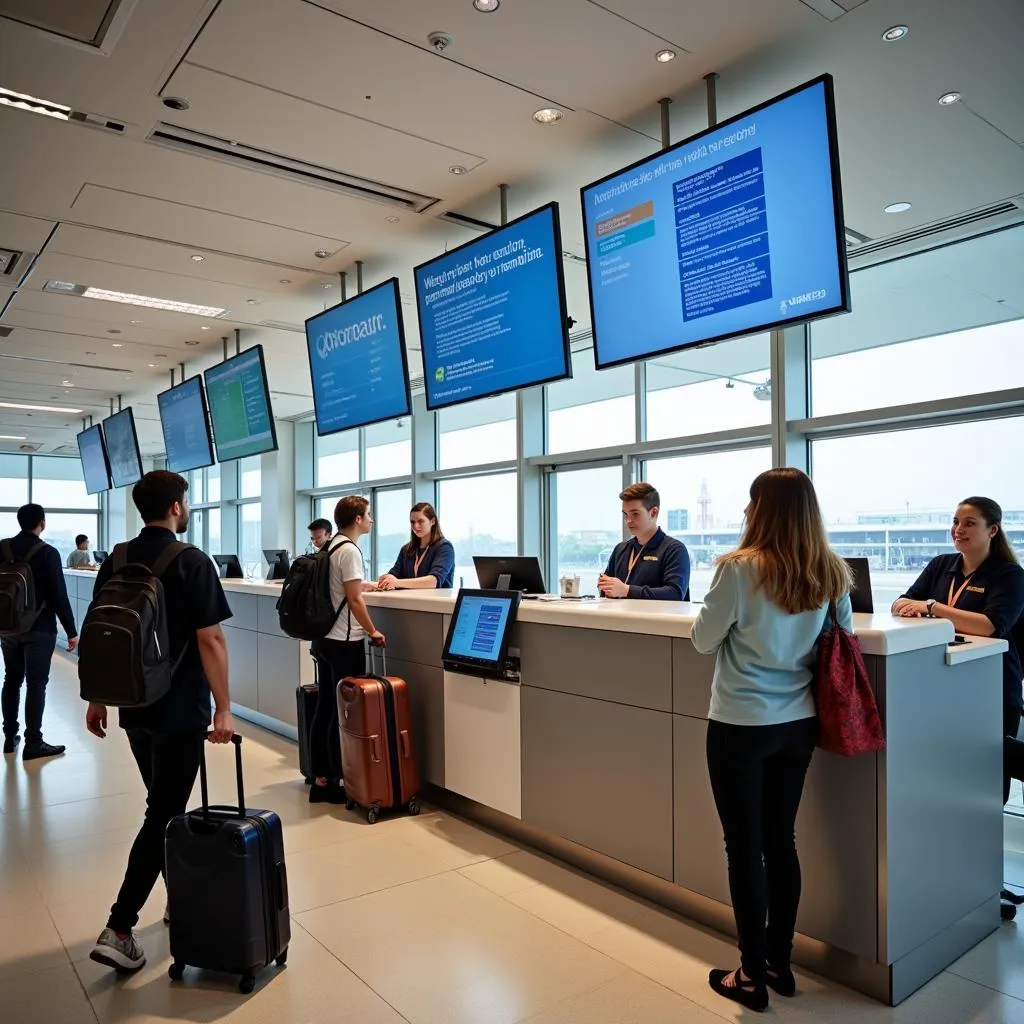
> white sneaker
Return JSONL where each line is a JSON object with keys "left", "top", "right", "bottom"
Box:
{"left": 89, "top": 928, "right": 146, "bottom": 972}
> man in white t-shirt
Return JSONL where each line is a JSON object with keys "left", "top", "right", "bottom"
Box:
{"left": 308, "top": 495, "right": 385, "bottom": 803}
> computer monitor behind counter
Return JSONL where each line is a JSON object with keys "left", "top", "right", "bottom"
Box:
{"left": 92, "top": 551, "right": 108, "bottom": 564}
{"left": 843, "top": 557, "right": 874, "bottom": 614}
{"left": 473, "top": 555, "right": 546, "bottom": 594}
{"left": 213, "top": 554, "right": 244, "bottom": 579}
{"left": 263, "top": 549, "right": 290, "bottom": 581}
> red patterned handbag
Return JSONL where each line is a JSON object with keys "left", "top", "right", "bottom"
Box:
{"left": 814, "top": 600, "right": 885, "bottom": 756}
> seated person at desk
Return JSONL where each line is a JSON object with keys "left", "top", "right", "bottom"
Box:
{"left": 377, "top": 502, "right": 455, "bottom": 591}
{"left": 66, "top": 535, "right": 94, "bottom": 569}
{"left": 598, "top": 483, "right": 690, "bottom": 600}
{"left": 308, "top": 518, "right": 333, "bottom": 552}
{"left": 892, "top": 495, "right": 1024, "bottom": 805}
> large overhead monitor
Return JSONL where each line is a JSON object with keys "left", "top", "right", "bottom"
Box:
{"left": 414, "top": 202, "right": 571, "bottom": 410}
{"left": 204, "top": 345, "right": 278, "bottom": 463}
{"left": 304, "top": 278, "right": 412, "bottom": 436}
{"left": 102, "top": 408, "right": 143, "bottom": 489}
{"left": 157, "top": 375, "right": 215, "bottom": 474}
{"left": 76, "top": 424, "right": 111, "bottom": 495}
{"left": 581, "top": 74, "right": 850, "bottom": 370}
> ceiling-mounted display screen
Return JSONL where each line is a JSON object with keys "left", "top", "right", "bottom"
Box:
{"left": 581, "top": 74, "right": 850, "bottom": 369}
{"left": 77, "top": 424, "right": 111, "bottom": 495}
{"left": 304, "top": 278, "right": 412, "bottom": 436}
{"left": 203, "top": 345, "right": 278, "bottom": 463}
{"left": 157, "top": 375, "right": 215, "bottom": 473}
{"left": 102, "top": 408, "right": 143, "bottom": 489}
{"left": 414, "top": 202, "right": 571, "bottom": 410}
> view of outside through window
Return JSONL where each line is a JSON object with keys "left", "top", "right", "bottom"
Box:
{"left": 366, "top": 419, "right": 411, "bottom": 479}
{"left": 438, "top": 394, "right": 516, "bottom": 470}
{"left": 316, "top": 430, "right": 359, "bottom": 487}
{"left": 547, "top": 348, "right": 634, "bottom": 454}
{"left": 553, "top": 464, "right": 625, "bottom": 596}
{"left": 438, "top": 473, "right": 517, "bottom": 587}
{"left": 239, "top": 502, "right": 262, "bottom": 579}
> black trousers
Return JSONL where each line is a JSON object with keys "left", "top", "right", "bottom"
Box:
{"left": 1, "top": 630, "right": 57, "bottom": 745}
{"left": 1005, "top": 705, "right": 1022, "bottom": 805}
{"left": 107, "top": 728, "right": 204, "bottom": 934}
{"left": 309, "top": 638, "right": 366, "bottom": 782}
{"left": 706, "top": 716, "right": 817, "bottom": 985}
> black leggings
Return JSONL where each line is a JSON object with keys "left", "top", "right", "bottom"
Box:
{"left": 706, "top": 716, "right": 817, "bottom": 985}
{"left": 309, "top": 638, "right": 366, "bottom": 782}
{"left": 1005, "top": 705, "right": 1021, "bottom": 805}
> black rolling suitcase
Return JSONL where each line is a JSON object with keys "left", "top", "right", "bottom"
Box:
{"left": 297, "top": 679, "right": 317, "bottom": 784}
{"left": 165, "top": 735, "right": 290, "bottom": 994}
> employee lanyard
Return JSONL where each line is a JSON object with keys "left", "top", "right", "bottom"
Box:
{"left": 947, "top": 573, "right": 975, "bottom": 609}
{"left": 413, "top": 548, "right": 427, "bottom": 576}
{"left": 625, "top": 543, "right": 647, "bottom": 583}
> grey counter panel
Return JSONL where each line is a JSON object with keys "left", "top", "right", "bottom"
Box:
{"left": 369, "top": 606, "right": 444, "bottom": 668}
{"left": 519, "top": 623, "right": 672, "bottom": 711}
{"left": 388, "top": 656, "right": 444, "bottom": 786}
{"left": 225, "top": 592, "right": 259, "bottom": 632}
{"left": 522, "top": 686, "right": 673, "bottom": 880}
{"left": 257, "top": 633, "right": 299, "bottom": 727}
{"left": 257, "top": 594, "right": 282, "bottom": 635}
{"left": 224, "top": 625, "right": 259, "bottom": 711}
{"left": 671, "top": 639, "right": 715, "bottom": 717}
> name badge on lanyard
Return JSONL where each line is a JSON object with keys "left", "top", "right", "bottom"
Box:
{"left": 947, "top": 575, "right": 975, "bottom": 608}
{"left": 413, "top": 549, "right": 427, "bottom": 576}
{"left": 626, "top": 544, "right": 646, "bottom": 583}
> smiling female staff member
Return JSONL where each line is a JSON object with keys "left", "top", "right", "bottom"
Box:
{"left": 893, "top": 496, "right": 1024, "bottom": 799}
{"left": 376, "top": 503, "right": 455, "bottom": 591}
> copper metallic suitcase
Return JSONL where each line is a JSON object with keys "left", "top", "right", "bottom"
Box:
{"left": 338, "top": 647, "right": 421, "bottom": 823}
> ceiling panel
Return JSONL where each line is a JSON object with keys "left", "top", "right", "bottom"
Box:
{"left": 0, "top": 211, "right": 55, "bottom": 252}
{"left": 0, "top": 0, "right": 119, "bottom": 46}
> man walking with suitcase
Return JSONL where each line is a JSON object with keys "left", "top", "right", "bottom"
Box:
{"left": 83, "top": 471, "right": 234, "bottom": 972}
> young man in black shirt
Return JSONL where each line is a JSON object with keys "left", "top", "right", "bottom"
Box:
{"left": 2, "top": 503, "right": 78, "bottom": 759}
{"left": 84, "top": 471, "right": 234, "bottom": 973}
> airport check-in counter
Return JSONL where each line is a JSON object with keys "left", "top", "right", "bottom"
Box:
{"left": 65, "top": 570, "right": 1007, "bottom": 1005}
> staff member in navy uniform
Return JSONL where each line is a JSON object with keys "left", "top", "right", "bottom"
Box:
{"left": 377, "top": 502, "right": 455, "bottom": 591}
{"left": 598, "top": 483, "right": 690, "bottom": 601}
{"left": 893, "top": 495, "right": 1024, "bottom": 802}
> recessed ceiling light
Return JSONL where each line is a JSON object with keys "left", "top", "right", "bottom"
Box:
{"left": 449, "top": 165, "right": 468, "bottom": 175}
{"left": 111, "top": 343, "right": 124, "bottom": 348}
{"left": 386, "top": 216, "right": 400, "bottom": 223}
{"left": 201, "top": 325, "right": 211, "bottom": 330}
{"left": 532, "top": 107, "right": 563, "bottom": 125}
{"left": 884, "top": 201, "right": 912, "bottom": 213}
{"left": 938, "top": 91, "right": 962, "bottom": 106}
{"left": 656, "top": 49, "right": 676, "bottom": 63}
{"left": 61, "top": 379, "right": 73, "bottom": 387}
{"left": 321, "top": 283, "right": 333, "bottom": 290}
{"left": 0, "top": 435, "right": 27, "bottom": 441}
{"left": 185, "top": 340, "right": 200, "bottom": 346}
{"left": 191, "top": 254, "right": 205, "bottom": 262}
{"left": 129, "top": 319, "right": 143, "bottom": 325}
{"left": 148, "top": 363, "right": 157, "bottom": 368}
{"left": 881, "top": 24, "right": 909, "bottom": 41}
{"left": 81, "top": 287, "right": 227, "bottom": 318}
{"left": 279, "top": 279, "right": 291, "bottom": 285}
{"left": 0, "top": 401, "right": 82, "bottom": 414}
{"left": 473, "top": 0, "right": 499, "bottom": 11}
{"left": 314, "top": 249, "right": 331, "bottom": 259}
{"left": 0, "top": 86, "right": 70, "bottom": 120}
{"left": 245, "top": 298, "right": 260, "bottom": 305}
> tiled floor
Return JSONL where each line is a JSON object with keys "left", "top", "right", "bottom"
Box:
{"left": 4, "top": 654, "right": 1024, "bottom": 1023}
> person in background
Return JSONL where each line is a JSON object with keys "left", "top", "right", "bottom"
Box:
{"left": 2, "top": 503, "right": 78, "bottom": 759}
{"left": 308, "top": 496, "right": 385, "bottom": 803}
{"left": 85, "top": 471, "right": 233, "bottom": 973}
{"left": 691, "top": 468, "right": 853, "bottom": 1012}
{"left": 308, "top": 518, "right": 333, "bottom": 553}
{"left": 598, "top": 483, "right": 690, "bottom": 600}
{"left": 67, "top": 534, "right": 94, "bottom": 569}
{"left": 377, "top": 502, "right": 455, "bottom": 591}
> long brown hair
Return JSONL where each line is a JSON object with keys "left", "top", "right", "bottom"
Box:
{"left": 719, "top": 468, "right": 852, "bottom": 614}
{"left": 959, "top": 496, "right": 1019, "bottom": 565}
{"left": 403, "top": 502, "right": 444, "bottom": 556}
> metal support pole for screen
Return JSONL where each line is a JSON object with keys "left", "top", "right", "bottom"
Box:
{"left": 704, "top": 72, "right": 719, "bottom": 128}
{"left": 355, "top": 260, "right": 364, "bottom": 295}
{"left": 658, "top": 97, "right": 672, "bottom": 150}
{"left": 339, "top": 271, "right": 347, "bottom": 302}
{"left": 499, "top": 183, "right": 509, "bottom": 227}
{"left": 234, "top": 328, "right": 241, "bottom": 356}
{"left": 222, "top": 336, "right": 229, "bottom": 361}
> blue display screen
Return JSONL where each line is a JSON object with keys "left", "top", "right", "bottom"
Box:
{"left": 414, "top": 203, "right": 570, "bottom": 409}
{"left": 204, "top": 346, "right": 278, "bottom": 462}
{"left": 305, "top": 279, "right": 411, "bottom": 435}
{"left": 158, "top": 376, "right": 214, "bottom": 473}
{"left": 77, "top": 425, "right": 110, "bottom": 495}
{"left": 103, "top": 409, "right": 142, "bottom": 489}
{"left": 447, "top": 595, "right": 515, "bottom": 664}
{"left": 581, "top": 76, "right": 848, "bottom": 368}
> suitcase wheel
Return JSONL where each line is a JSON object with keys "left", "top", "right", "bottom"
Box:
{"left": 367, "top": 804, "right": 381, "bottom": 825}
{"left": 239, "top": 973, "right": 256, "bottom": 995}
{"left": 168, "top": 961, "right": 185, "bottom": 982}
{"left": 346, "top": 799, "right": 356, "bottom": 811}
{"left": 276, "top": 947, "right": 289, "bottom": 967}
{"left": 1002, "top": 902, "right": 1018, "bottom": 922}
{"left": 408, "top": 797, "right": 421, "bottom": 816}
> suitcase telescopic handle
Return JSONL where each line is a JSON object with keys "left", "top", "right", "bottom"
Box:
{"left": 369, "top": 642, "right": 387, "bottom": 676}
{"left": 199, "top": 733, "right": 246, "bottom": 819}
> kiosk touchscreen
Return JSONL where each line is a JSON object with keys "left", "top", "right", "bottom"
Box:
{"left": 442, "top": 589, "right": 520, "bottom": 680}
{"left": 263, "top": 549, "right": 290, "bottom": 581}
{"left": 213, "top": 554, "right": 244, "bottom": 579}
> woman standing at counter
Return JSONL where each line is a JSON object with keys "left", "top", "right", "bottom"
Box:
{"left": 892, "top": 496, "right": 1024, "bottom": 799}
{"left": 691, "top": 468, "right": 853, "bottom": 1012}
{"left": 376, "top": 503, "right": 455, "bottom": 591}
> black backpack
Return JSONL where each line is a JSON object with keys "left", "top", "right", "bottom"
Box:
{"left": 78, "top": 541, "right": 191, "bottom": 707}
{"left": 277, "top": 537, "right": 350, "bottom": 641}
{"left": 0, "top": 539, "right": 47, "bottom": 637}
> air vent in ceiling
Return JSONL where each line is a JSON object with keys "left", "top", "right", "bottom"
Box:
{"left": 148, "top": 123, "right": 441, "bottom": 213}
{"left": 844, "top": 226, "right": 871, "bottom": 248}
{"left": 258, "top": 319, "right": 304, "bottom": 334}
{"left": 848, "top": 202, "right": 1021, "bottom": 258}
{"left": 0, "top": 352, "right": 133, "bottom": 374}
{"left": 0, "top": 246, "right": 36, "bottom": 279}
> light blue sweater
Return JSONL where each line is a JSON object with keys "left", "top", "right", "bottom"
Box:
{"left": 690, "top": 558, "right": 853, "bottom": 727}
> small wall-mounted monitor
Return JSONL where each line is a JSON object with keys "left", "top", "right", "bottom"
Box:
{"left": 442, "top": 588, "right": 521, "bottom": 680}
{"left": 92, "top": 550, "right": 109, "bottom": 564}
{"left": 212, "top": 554, "right": 244, "bottom": 579}
{"left": 158, "top": 374, "right": 215, "bottom": 473}
{"left": 473, "top": 555, "right": 546, "bottom": 595}
{"left": 77, "top": 424, "right": 111, "bottom": 495}
{"left": 263, "top": 549, "right": 290, "bottom": 581}
{"left": 102, "top": 408, "right": 143, "bottom": 489}
{"left": 204, "top": 345, "right": 278, "bottom": 463}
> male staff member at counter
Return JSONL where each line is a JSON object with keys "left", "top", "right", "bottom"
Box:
{"left": 308, "top": 518, "right": 333, "bottom": 552}
{"left": 598, "top": 483, "right": 690, "bottom": 601}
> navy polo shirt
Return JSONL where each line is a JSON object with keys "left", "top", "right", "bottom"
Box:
{"left": 385, "top": 538, "right": 455, "bottom": 589}
{"left": 903, "top": 553, "right": 1024, "bottom": 708}
{"left": 604, "top": 528, "right": 690, "bottom": 601}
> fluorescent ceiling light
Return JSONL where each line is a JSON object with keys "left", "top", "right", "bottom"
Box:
{"left": 0, "top": 435, "right": 27, "bottom": 440}
{"left": 0, "top": 401, "right": 82, "bottom": 413}
{"left": 0, "top": 86, "right": 70, "bottom": 120}
{"left": 81, "top": 287, "right": 227, "bottom": 318}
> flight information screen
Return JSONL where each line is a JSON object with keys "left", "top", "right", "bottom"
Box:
{"left": 204, "top": 345, "right": 278, "bottom": 462}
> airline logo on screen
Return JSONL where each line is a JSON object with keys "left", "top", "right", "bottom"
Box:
{"left": 316, "top": 312, "right": 386, "bottom": 359}
{"left": 779, "top": 289, "right": 827, "bottom": 315}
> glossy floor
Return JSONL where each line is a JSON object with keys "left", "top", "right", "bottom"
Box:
{"left": 3, "top": 654, "right": 1024, "bottom": 1023}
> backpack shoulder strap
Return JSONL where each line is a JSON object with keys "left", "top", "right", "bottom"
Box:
{"left": 111, "top": 543, "right": 132, "bottom": 573}
{"left": 150, "top": 541, "right": 193, "bottom": 580}
{"left": 1, "top": 539, "right": 14, "bottom": 563}
{"left": 24, "top": 541, "right": 48, "bottom": 563}
{"left": 324, "top": 536, "right": 352, "bottom": 557}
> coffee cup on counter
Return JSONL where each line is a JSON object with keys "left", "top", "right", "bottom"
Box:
{"left": 559, "top": 575, "right": 581, "bottom": 598}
